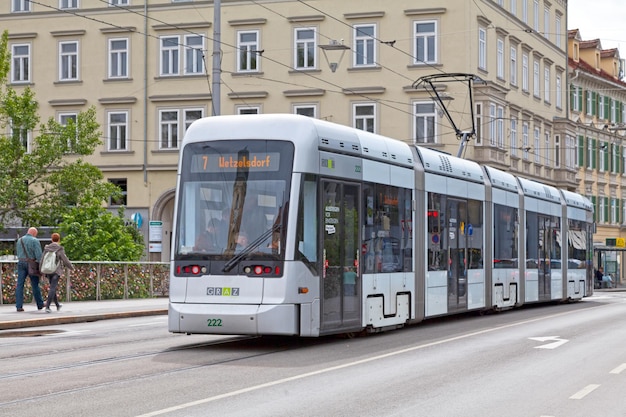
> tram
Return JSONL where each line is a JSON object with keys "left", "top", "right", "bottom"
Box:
{"left": 168, "top": 114, "right": 594, "bottom": 337}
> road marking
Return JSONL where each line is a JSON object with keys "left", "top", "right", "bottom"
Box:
{"left": 570, "top": 384, "right": 600, "bottom": 399}
{"left": 610, "top": 363, "right": 626, "bottom": 374}
{"left": 528, "top": 336, "right": 569, "bottom": 349}
{"left": 135, "top": 307, "right": 603, "bottom": 417}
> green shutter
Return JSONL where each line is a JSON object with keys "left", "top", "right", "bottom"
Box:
{"left": 578, "top": 135, "right": 584, "bottom": 166}
{"left": 604, "top": 197, "right": 610, "bottom": 224}
{"left": 604, "top": 141, "right": 609, "bottom": 170}
{"left": 578, "top": 87, "right": 583, "bottom": 111}
{"left": 592, "top": 138, "right": 597, "bottom": 169}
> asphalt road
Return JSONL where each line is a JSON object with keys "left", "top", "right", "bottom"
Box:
{"left": 1, "top": 292, "right": 625, "bottom": 417}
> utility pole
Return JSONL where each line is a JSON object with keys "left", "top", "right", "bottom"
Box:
{"left": 211, "top": 0, "right": 221, "bottom": 116}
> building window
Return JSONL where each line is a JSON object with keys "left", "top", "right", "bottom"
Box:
{"left": 109, "top": 0, "right": 129, "bottom": 5}
{"left": 497, "top": 106, "right": 504, "bottom": 148}
{"left": 11, "top": 43, "right": 30, "bottom": 83}
{"left": 522, "top": 122, "right": 529, "bottom": 160}
{"left": 60, "top": 0, "right": 78, "bottom": 8}
{"left": 160, "top": 36, "right": 179, "bottom": 76}
{"left": 354, "top": 24, "right": 376, "bottom": 67}
{"left": 510, "top": 117, "right": 518, "bottom": 157}
{"left": 510, "top": 0, "right": 517, "bottom": 16}
{"left": 237, "top": 106, "right": 260, "bottom": 115}
{"left": 544, "top": 66, "right": 550, "bottom": 103}
{"left": 108, "top": 178, "right": 127, "bottom": 206}
{"left": 108, "top": 38, "right": 128, "bottom": 79}
{"left": 12, "top": 0, "right": 31, "bottom": 12}
{"left": 293, "top": 104, "right": 317, "bottom": 118}
{"left": 555, "top": 15, "right": 562, "bottom": 48}
{"left": 59, "top": 112, "right": 78, "bottom": 151}
{"left": 237, "top": 30, "right": 259, "bottom": 72}
{"left": 587, "top": 91, "right": 595, "bottom": 117}
{"left": 555, "top": 75, "right": 562, "bottom": 109}
{"left": 184, "top": 35, "right": 204, "bottom": 75}
{"left": 478, "top": 27, "right": 486, "bottom": 70}
{"left": 611, "top": 99, "right": 619, "bottom": 123}
{"left": 544, "top": 131, "right": 550, "bottom": 165}
{"left": 543, "top": 7, "right": 550, "bottom": 39}
{"left": 510, "top": 46, "right": 517, "bottom": 86}
{"left": 414, "top": 21, "right": 437, "bottom": 64}
{"left": 294, "top": 28, "right": 316, "bottom": 69}
{"left": 158, "top": 108, "right": 203, "bottom": 150}
{"left": 522, "top": 0, "right": 528, "bottom": 23}
{"left": 533, "top": 60, "right": 540, "bottom": 98}
{"left": 571, "top": 85, "right": 582, "bottom": 112}
{"left": 489, "top": 103, "right": 496, "bottom": 146}
{"left": 414, "top": 101, "right": 436, "bottom": 144}
{"left": 353, "top": 103, "right": 376, "bottom": 133}
{"left": 108, "top": 111, "right": 128, "bottom": 151}
{"left": 522, "top": 53, "right": 529, "bottom": 92}
{"left": 534, "top": 127, "right": 540, "bottom": 163}
{"left": 59, "top": 41, "right": 79, "bottom": 81}
{"left": 10, "top": 120, "right": 30, "bottom": 152}
{"left": 533, "top": 0, "right": 539, "bottom": 32}
{"left": 554, "top": 134, "right": 560, "bottom": 167}
{"left": 497, "top": 38, "right": 504, "bottom": 79}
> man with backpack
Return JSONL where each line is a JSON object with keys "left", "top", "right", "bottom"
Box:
{"left": 40, "top": 233, "right": 74, "bottom": 313}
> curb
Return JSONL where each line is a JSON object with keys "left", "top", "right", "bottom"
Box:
{"left": 0, "top": 309, "right": 168, "bottom": 331}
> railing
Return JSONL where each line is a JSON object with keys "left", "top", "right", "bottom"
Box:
{"left": 0, "top": 261, "right": 170, "bottom": 305}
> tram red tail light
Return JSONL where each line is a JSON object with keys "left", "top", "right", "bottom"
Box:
{"left": 242, "top": 264, "right": 282, "bottom": 277}
{"left": 176, "top": 264, "right": 205, "bottom": 276}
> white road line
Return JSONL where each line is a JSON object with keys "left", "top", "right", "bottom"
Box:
{"left": 610, "top": 363, "right": 626, "bottom": 374}
{"left": 570, "top": 384, "right": 600, "bottom": 400}
{"left": 135, "top": 307, "right": 603, "bottom": 417}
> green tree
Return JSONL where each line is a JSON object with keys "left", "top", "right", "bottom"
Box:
{"left": 0, "top": 30, "right": 119, "bottom": 227}
{"left": 59, "top": 205, "right": 144, "bottom": 261}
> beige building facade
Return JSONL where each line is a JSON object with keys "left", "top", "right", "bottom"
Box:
{"left": 1, "top": 0, "right": 587, "bottom": 261}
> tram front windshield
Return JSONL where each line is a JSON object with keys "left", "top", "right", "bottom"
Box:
{"left": 175, "top": 140, "right": 294, "bottom": 261}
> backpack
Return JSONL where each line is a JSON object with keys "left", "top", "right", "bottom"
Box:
{"left": 41, "top": 250, "right": 59, "bottom": 274}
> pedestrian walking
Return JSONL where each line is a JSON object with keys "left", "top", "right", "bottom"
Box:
{"left": 41, "top": 233, "right": 74, "bottom": 313}
{"left": 15, "top": 227, "right": 44, "bottom": 312}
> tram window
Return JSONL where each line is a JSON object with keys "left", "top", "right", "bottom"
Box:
{"left": 493, "top": 204, "right": 518, "bottom": 267}
{"left": 295, "top": 175, "right": 318, "bottom": 272}
{"left": 362, "top": 183, "right": 411, "bottom": 273}
{"left": 525, "top": 212, "right": 539, "bottom": 269}
{"left": 427, "top": 193, "right": 445, "bottom": 271}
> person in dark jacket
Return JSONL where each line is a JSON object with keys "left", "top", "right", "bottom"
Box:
{"left": 15, "top": 227, "right": 44, "bottom": 312}
{"left": 40, "top": 233, "right": 74, "bottom": 313}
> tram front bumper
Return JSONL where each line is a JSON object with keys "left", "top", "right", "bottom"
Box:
{"left": 168, "top": 302, "right": 299, "bottom": 336}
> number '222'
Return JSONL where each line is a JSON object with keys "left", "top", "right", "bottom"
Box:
{"left": 207, "top": 318, "right": 223, "bottom": 327}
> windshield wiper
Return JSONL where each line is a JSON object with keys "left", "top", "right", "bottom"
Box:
{"left": 223, "top": 223, "right": 280, "bottom": 272}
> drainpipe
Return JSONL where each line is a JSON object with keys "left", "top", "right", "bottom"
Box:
{"left": 143, "top": 0, "right": 148, "bottom": 184}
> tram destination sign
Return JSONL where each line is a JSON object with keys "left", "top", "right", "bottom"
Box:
{"left": 191, "top": 152, "right": 281, "bottom": 173}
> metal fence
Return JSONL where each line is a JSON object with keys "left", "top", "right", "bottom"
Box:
{"left": 0, "top": 261, "right": 170, "bottom": 305}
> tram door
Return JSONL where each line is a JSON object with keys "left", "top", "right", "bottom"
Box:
{"left": 537, "top": 215, "right": 552, "bottom": 301}
{"left": 447, "top": 198, "right": 468, "bottom": 312}
{"left": 320, "top": 180, "right": 361, "bottom": 332}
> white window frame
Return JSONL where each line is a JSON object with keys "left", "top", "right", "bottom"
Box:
{"left": 60, "top": 0, "right": 78, "bottom": 8}
{"left": 109, "top": 0, "right": 129, "bottom": 5}
{"left": 489, "top": 103, "right": 496, "bottom": 146}
{"left": 475, "top": 103, "right": 483, "bottom": 145}
{"left": 523, "top": 122, "right": 529, "bottom": 160}
{"left": 9, "top": 120, "right": 31, "bottom": 152}
{"left": 510, "top": 117, "right": 518, "bottom": 157}
{"left": 478, "top": 27, "right": 487, "bottom": 70}
{"left": 413, "top": 101, "right": 436, "bottom": 144}
{"left": 59, "top": 112, "right": 78, "bottom": 150}
{"left": 294, "top": 27, "right": 316, "bottom": 70}
{"left": 184, "top": 34, "right": 205, "bottom": 75}
{"left": 555, "top": 15, "right": 561, "bottom": 48}
{"left": 353, "top": 102, "right": 376, "bottom": 133}
{"left": 572, "top": 85, "right": 582, "bottom": 112}
{"left": 522, "top": 53, "right": 529, "bottom": 92}
{"left": 237, "top": 30, "right": 259, "bottom": 73}
{"left": 510, "top": 46, "right": 517, "bottom": 86}
{"left": 158, "top": 108, "right": 203, "bottom": 150}
{"left": 293, "top": 104, "right": 317, "bottom": 118}
{"left": 237, "top": 106, "right": 260, "bottom": 115}
{"left": 107, "top": 111, "right": 129, "bottom": 151}
{"left": 510, "top": 0, "right": 517, "bottom": 16}
{"left": 59, "top": 40, "right": 79, "bottom": 81}
{"left": 533, "top": 59, "right": 540, "bottom": 98}
{"left": 555, "top": 134, "right": 560, "bottom": 168}
{"left": 160, "top": 36, "right": 180, "bottom": 76}
{"left": 543, "top": 7, "right": 550, "bottom": 40}
{"left": 497, "top": 38, "right": 504, "bottom": 79}
{"left": 587, "top": 91, "right": 595, "bottom": 117}
{"left": 12, "top": 0, "right": 31, "bottom": 12}
{"left": 611, "top": 99, "right": 618, "bottom": 123}
{"left": 534, "top": 126, "right": 540, "bottom": 163}
{"left": 108, "top": 38, "right": 129, "bottom": 79}
{"left": 544, "top": 131, "right": 550, "bottom": 165}
{"left": 11, "top": 43, "right": 30, "bottom": 83}
{"left": 533, "top": 0, "right": 539, "bottom": 32}
{"left": 544, "top": 66, "right": 550, "bottom": 103}
{"left": 497, "top": 106, "right": 504, "bottom": 148}
{"left": 522, "top": 0, "right": 528, "bottom": 24}
{"left": 414, "top": 21, "right": 437, "bottom": 65}
{"left": 354, "top": 24, "right": 376, "bottom": 67}
{"left": 555, "top": 75, "right": 562, "bottom": 109}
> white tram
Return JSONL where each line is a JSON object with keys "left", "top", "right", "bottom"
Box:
{"left": 169, "top": 114, "right": 594, "bottom": 337}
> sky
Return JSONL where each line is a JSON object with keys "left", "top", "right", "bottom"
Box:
{"left": 567, "top": 0, "right": 626, "bottom": 52}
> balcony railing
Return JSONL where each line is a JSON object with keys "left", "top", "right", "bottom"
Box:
{"left": 0, "top": 261, "right": 170, "bottom": 305}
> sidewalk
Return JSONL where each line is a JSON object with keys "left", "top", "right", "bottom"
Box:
{"left": 0, "top": 298, "right": 168, "bottom": 330}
